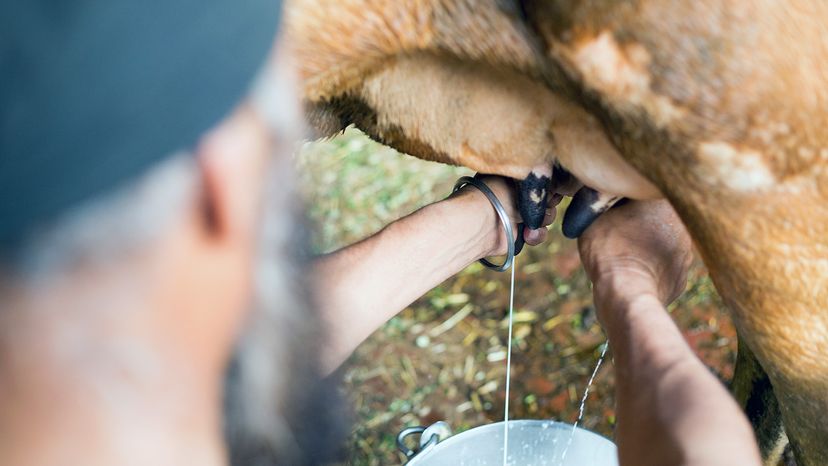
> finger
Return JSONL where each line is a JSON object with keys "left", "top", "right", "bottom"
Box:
{"left": 551, "top": 162, "right": 583, "bottom": 197}
{"left": 542, "top": 206, "right": 557, "bottom": 227}
{"left": 550, "top": 193, "right": 563, "bottom": 207}
{"left": 524, "top": 227, "right": 548, "bottom": 246}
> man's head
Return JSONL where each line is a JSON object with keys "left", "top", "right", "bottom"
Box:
{"left": 0, "top": 2, "right": 339, "bottom": 464}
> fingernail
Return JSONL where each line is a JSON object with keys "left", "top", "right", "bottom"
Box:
{"left": 526, "top": 229, "right": 541, "bottom": 242}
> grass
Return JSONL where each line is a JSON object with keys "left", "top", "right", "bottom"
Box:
{"left": 297, "top": 128, "right": 734, "bottom": 465}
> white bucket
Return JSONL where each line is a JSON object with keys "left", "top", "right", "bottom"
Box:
{"left": 398, "top": 420, "right": 618, "bottom": 466}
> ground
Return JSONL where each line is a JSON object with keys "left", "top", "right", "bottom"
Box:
{"left": 297, "top": 128, "right": 736, "bottom": 465}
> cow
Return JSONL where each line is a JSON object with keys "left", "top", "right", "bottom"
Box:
{"left": 283, "top": 1, "right": 828, "bottom": 465}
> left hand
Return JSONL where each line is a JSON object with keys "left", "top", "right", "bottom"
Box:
{"left": 577, "top": 200, "right": 693, "bottom": 319}
{"left": 455, "top": 175, "right": 560, "bottom": 257}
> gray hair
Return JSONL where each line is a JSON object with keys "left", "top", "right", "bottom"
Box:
{"left": 5, "top": 50, "right": 303, "bottom": 285}
{"left": 6, "top": 152, "right": 199, "bottom": 284}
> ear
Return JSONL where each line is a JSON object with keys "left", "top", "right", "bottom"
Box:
{"left": 194, "top": 105, "right": 270, "bottom": 242}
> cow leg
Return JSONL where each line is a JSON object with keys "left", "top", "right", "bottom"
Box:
{"left": 732, "top": 337, "right": 789, "bottom": 466}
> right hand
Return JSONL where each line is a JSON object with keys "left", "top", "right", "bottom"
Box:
{"left": 577, "top": 200, "right": 693, "bottom": 310}
{"left": 454, "top": 176, "right": 559, "bottom": 257}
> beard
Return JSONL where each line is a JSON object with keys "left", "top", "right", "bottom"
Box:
{"left": 221, "top": 157, "right": 346, "bottom": 465}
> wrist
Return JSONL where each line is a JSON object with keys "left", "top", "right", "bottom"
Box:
{"left": 450, "top": 186, "right": 507, "bottom": 259}
{"left": 436, "top": 191, "right": 501, "bottom": 263}
{"left": 596, "top": 285, "right": 691, "bottom": 369}
{"left": 593, "top": 267, "right": 660, "bottom": 303}
{"left": 592, "top": 271, "right": 661, "bottom": 329}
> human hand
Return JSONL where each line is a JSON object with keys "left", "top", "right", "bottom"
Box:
{"left": 577, "top": 200, "right": 693, "bottom": 314}
{"left": 455, "top": 175, "right": 560, "bottom": 257}
{"left": 576, "top": 201, "right": 764, "bottom": 466}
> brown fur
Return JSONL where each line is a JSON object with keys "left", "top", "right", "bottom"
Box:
{"left": 285, "top": 1, "right": 828, "bottom": 464}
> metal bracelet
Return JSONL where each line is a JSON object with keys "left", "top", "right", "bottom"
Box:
{"left": 452, "top": 175, "right": 521, "bottom": 272}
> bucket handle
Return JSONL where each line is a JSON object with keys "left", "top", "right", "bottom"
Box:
{"left": 396, "top": 424, "right": 446, "bottom": 462}
{"left": 397, "top": 426, "right": 437, "bottom": 460}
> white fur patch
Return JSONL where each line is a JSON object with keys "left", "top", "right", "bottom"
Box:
{"left": 589, "top": 194, "right": 619, "bottom": 213}
{"left": 572, "top": 31, "right": 681, "bottom": 126}
{"left": 697, "top": 142, "right": 776, "bottom": 191}
{"left": 574, "top": 32, "right": 649, "bottom": 94}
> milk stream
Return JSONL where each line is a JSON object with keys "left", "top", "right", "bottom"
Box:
{"left": 501, "top": 258, "right": 608, "bottom": 466}
{"left": 558, "top": 341, "right": 609, "bottom": 465}
{"left": 502, "top": 256, "right": 516, "bottom": 466}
